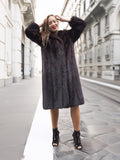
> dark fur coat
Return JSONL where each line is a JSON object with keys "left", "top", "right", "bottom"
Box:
{"left": 25, "top": 16, "right": 86, "bottom": 109}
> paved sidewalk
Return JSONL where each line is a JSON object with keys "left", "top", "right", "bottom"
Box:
{"left": 21, "top": 94, "right": 53, "bottom": 160}
{"left": 0, "top": 76, "right": 42, "bottom": 160}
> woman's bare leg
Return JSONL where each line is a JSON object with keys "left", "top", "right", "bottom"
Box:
{"left": 71, "top": 106, "right": 82, "bottom": 150}
{"left": 50, "top": 109, "right": 59, "bottom": 129}
{"left": 50, "top": 109, "right": 59, "bottom": 146}
{"left": 70, "top": 106, "right": 80, "bottom": 131}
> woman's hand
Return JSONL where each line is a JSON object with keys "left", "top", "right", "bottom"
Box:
{"left": 55, "top": 15, "right": 70, "bottom": 22}
{"left": 39, "top": 15, "right": 70, "bottom": 27}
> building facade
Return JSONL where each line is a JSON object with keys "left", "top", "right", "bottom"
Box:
{"left": 0, "top": 0, "right": 40, "bottom": 88}
{"left": 61, "top": 0, "right": 120, "bottom": 80}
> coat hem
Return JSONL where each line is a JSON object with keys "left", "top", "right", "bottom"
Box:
{"left": 43, "top": 101, "right": 85, "bottom": 110}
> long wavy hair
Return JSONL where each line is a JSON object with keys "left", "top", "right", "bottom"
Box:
{"left": 40, "top": 14, "right": 58, "bottom": 47}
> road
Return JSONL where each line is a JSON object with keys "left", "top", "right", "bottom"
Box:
{"left": 54, "top": 79, "right": 120, "bottom": 160}
{"left": 1, "top": 76, "right": 120, "bottom": 160}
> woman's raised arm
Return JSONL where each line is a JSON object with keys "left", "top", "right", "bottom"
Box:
{"left": 25, "top": 22, "right": 42, "bottom": 46}
{"left": 68, "top": 16, "right": 86, "bottom": 43}
{"left": 55, "top": 15, "right": 86, "bottom": 43}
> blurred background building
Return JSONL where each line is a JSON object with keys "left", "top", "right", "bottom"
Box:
{"left": 0, "top": 0, "right": 120, "bottom": 89}
{"left": 0, "top": 0, "right": 41, "bottom": 88}
{"left": 61, "top": 0, "right": 120, "bottom": 80}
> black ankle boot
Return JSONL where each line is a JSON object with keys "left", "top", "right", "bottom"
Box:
{"left": 52, "top": 128, "right": 60, "bottom": 147}
{"left": 72, "top": 130, "right": 83, "bottom": 150}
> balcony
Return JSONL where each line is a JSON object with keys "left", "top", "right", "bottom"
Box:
{"left": 82, "top": 0, "right": 105, "bottom": 22}
{"left": 20, "top": 0, "right": 36, "bottom": 25}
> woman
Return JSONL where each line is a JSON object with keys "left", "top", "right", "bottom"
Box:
{"left": 25, "top": 15, "right": 86, "bottom": 150}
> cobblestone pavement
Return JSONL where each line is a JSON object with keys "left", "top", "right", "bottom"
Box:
{"left": 53, "top": 80, "right": 120, "bottom": 160}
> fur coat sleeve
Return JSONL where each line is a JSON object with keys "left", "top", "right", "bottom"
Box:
{"left": 67, "top": 16, "right": 86, "bottom": 43}
{"left": 25, "top": 22, "right": 42, "bottom": 46}
{"left": 25, "top": 16, "right": 86, "bottom": 109}
{"left": 25, "top": 16, "right": 86, "bottom": 46}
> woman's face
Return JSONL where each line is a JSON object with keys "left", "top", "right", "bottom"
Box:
{"left": 48, "top": 16, "right": 59, "bottom": 32}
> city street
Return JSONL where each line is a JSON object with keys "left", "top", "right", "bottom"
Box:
{"left": 0, "top": 0, "right": 120, "bottom": 159}
{"left": 0, "top": 74, "right": 120, "bottom": 160}
{"left": 20, "top": 76, "right": 120, "bottom": 160}
{"left": 54, "top": 79, "right": 120, "bottom": 160}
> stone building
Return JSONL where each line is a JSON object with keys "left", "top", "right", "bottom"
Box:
{"left": 0, "top": 0, "right": 39, "bottom": 88}
{"left": 61, "top": 0, "right": 120, "bottom": 80}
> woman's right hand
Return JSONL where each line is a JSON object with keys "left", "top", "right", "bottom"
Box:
{"left": 55, "top": 15, "right": 70, "bottom": 22}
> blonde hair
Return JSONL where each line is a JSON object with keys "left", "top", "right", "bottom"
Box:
{"left": 40, "top": 14, "right": 58, "bottom": 47}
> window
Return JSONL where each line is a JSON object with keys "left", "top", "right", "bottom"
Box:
{"left": 84, "top": 33, "right": 87, "bottom": 43}
{"left": 89, "top": 28, "right": 92, "bottom": 41}
{"left": 84, "top": 53, "right": 87, "bottom": 64}
{"left": 6, "top": 23, "right": 12, "bottom": 64}
{"left": 98, "top": 22, "right": 101, "bottom": 36}
{"left": 97, "top": 48, "right": 101, "bottom": 62}
{"left": 79, "top": 55, "right": 81, "bottom": 65}
{"left": 84, "top": 0, "right": 86, "bottom": 12}
{"left": 8, "top": 0, "right": 11, "bottom": 10}
{"left": 89, "top": 28, "right": 93, "bottom": 47}
{"left": 106, "top": 45, "right": 109, "bottom": 55}
{"left": 105, "top": 14, "right": 109, "bottom": 27}
{"left": 89, "top": 52, "right": 92, "bottom": 63}
{"left": 90, "top": 0, "right": 93, "bottom": 3}
{"left": 105, "top": 45, "right": 110, "bottom": 60}
{"left": 84, "top": 32, "right": 87, "bottom": 50}
{"left": 78, "top": 3, "right": 81, "bottom": 17}
{"left": 118, "top": 12, "right": 120, "bottom": 31}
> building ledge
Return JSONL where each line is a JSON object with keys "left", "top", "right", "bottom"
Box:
{"left": 82, "top": 0, "right": 113, "bottom": 23}
{"left": 17, "top": 0, "right": 36, "bottom": 25}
